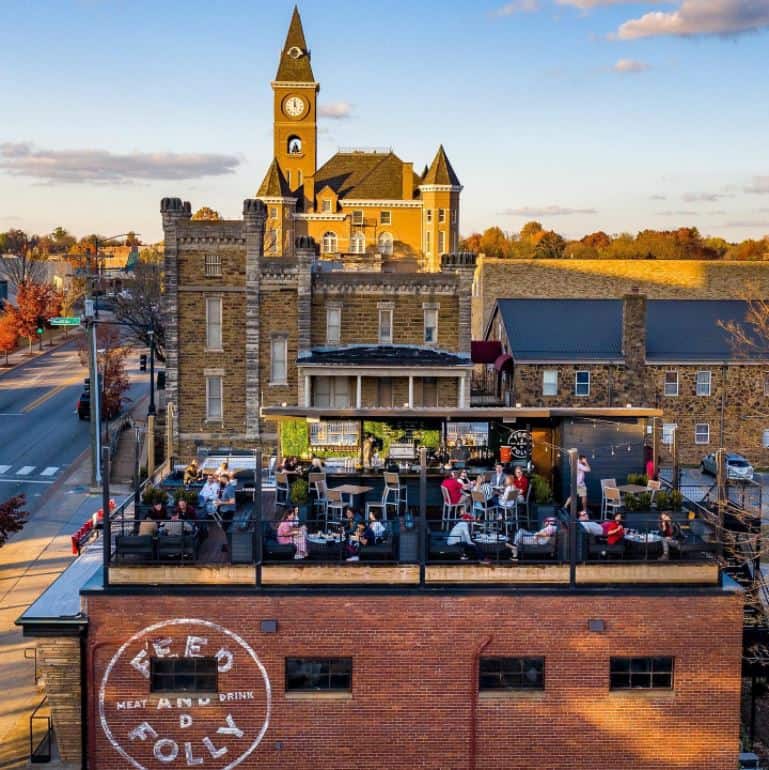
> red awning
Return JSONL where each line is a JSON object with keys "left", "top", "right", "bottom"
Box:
{"left": 471, "top": 340, "right": 503, "bottom": 364}
{"left": 494, "top": 353, "right": 514, "bottom": 372}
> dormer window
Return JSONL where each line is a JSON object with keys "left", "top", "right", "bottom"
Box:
{"left": 321, "top": 199, "right": 332, "bottom": 213}
{"left": 287, "top": 46, "right": 303, "bottom": 59}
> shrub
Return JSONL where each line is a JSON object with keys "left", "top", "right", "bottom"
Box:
{"left": 290, "top": 478, "right": 310, "bottom": 506}
{"left": 626, "top": 472, "right": 648, "bottom": 486}
{"left": 141, "top": 484, "right": 166, "bottom": 505}
{"left": 173, "top": 488, "right": 198, "bottom": 506}
{"left": 531, "top": 474, "right": 552, "bottom": 505}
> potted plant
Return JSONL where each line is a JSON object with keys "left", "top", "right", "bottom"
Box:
{"left": 290, "top": 478, "right": 310, "bottom": 520}
{"left": 530, "top": 473, "right": 553, "bottom": 519}
{"left": 173, "top": 488, "right": 198, "bottom": 506}
{"left": 626, "top": 472, "right": 648, "bottom": 486}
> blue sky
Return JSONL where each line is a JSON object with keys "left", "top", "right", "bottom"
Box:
{"left": 1, "top": 0, "right": 768, "bottom": 242}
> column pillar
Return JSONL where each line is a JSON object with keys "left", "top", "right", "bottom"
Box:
{"left": 408, "top": 376, "right": 414, "bottom": 408}
{"left": 459, "top": 375, "right": 466, "bottom": 408}
{"left": 356, "top": 375, "right": 362, "bottom": 409}
{"left": 304, "top": 375, "right": 311, "bottom": 408}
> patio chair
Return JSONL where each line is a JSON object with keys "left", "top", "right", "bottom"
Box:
{"left": 602, "top": 487, "right": 623, "bottom": 521}
{"left": 384, "top": 471, "right": 407, "bottom": 515}
{"left": 441, "top": 486, "right": 465, "bottom": 531}
{"left": 313, "top": 478, "right": 329, "bottom": 520}
{"left": 275, "top": 472, "right": 290, "bottom": 510}
{"left": 366, "top": 487, "right": 398, "bottom": 523}
{"left": 116, "top": 534, "right": 155, "bottom": 562}
{"left": 325, "top": 489, "right": 345, "bottom": 526}
{"left": 646, "top": 479, "right": 661, "bottom": 505}
{"left": 517, "top": 483, "right": 533, "bottom": 529}
{"left": 600, "top": 479, "right": 617, "bottom": 519}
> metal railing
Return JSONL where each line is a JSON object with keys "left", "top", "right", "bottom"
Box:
{"left": 29, "top": 697, "right": 52, "bottom": 764}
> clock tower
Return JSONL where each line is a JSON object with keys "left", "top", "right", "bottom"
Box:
{"left": 272, "top": 6, "right": 318, "bottom": 206}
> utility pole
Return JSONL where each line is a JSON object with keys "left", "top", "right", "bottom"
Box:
{"left": 147, "top": 330, "right": 156, "bottom": 475}
{"left": 85, "top": 304, "right": 102, "bottom": 488}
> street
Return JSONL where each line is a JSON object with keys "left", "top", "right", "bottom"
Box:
{"left": 0, "top": 337, "right": 149, "bottom": 511}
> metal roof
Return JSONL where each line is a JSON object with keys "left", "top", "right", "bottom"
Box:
{"left": 300, "top": 346, "right": 470, "bottom": 366}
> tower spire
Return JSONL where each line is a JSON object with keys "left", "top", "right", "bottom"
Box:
{"left": 276, "top": 6, "right": 314, "bottom": 82}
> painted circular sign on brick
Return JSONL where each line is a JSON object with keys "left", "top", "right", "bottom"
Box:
{"left": 98, "top": 619, "right": 271, "bottom": 770}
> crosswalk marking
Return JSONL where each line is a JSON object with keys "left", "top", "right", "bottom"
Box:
{"left": 17, "top": 466, "right": 35, "bottom": 476}
{"left": 0, "top": 465, "right": 10, "bottom": 475}
{"left": 40, "top": 466, "right": 59, "bottom": 477}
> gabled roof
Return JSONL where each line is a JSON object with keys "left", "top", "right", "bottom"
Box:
{"left": 421, "top": 145, "right": 461, "bottom": 187}
{"left": 646, "top": 300, "right": 761, "bottom": 361}
{"left": 275, "top": 6, "right": 314, "bottom": 82}
{"left": 494, "top": 299, "right": 624, "bottom": 361}
{"left": 314, "top": 151, "right": 408, "bottom": 201}
{"left": 256, "top": 159, "right": 292, "bottom": 198}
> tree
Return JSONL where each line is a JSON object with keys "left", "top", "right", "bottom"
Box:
{"left": 479, "top": 227, "right": 511, "bottom": 258}
{"left": 534, "top": 230, "right": 566, "bottom": 259}
{"left": 14, "top": 281, "right": 63, "bottom": 353}
{"left": 0, "top": 495, "right": 28, "bottom": 548}
{"left": 459, "top": 233, "right": 482, "bottom": 253}
{"left": 581, "top": 231, "right": 611, "bottom": 251}
{"left": 125, "top": 231, "right": 141, "bottom": 248}
{"left": 77, "top": 325, "right": 131, "bottom": 418}
{"left": 0, "top": 229, "right": 47, "bottom": 289}
{"left": 138, "top": 247, "right": 163, "bottom": 266}
{"left": 519, "top": 221, "right": 544, "bottom": 243}
{"left": 0, "top": 310, "right": 18, "bottom": 364}
{"left": 113, "top": 261, "right": 165, "bottom": 362}
{"left": 191, "top": 207, "right": 222, "bottom": 221}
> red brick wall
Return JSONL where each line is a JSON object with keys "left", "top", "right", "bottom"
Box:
{"left": 86, "top": 591, "right": 743, "bottom": 770}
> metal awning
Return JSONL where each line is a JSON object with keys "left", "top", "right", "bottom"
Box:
{"left": 494, "top": 353, "right": 514, "bottom": 372}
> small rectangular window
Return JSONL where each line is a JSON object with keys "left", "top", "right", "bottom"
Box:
{"left": 762, "top": 429, "right": 769, "bottom": 449}
{"left": 424, "top": 307, "right": 438, "bottom": 344}
{"left": 380, "top": 211, "right": 391, "bottom": 225}
{"left": 575, "top": 370, "right": 590, "bottom": 397}
{"left": 661, "top": 423, "right": 676, "bottom": 446}
{"left": 610, "top": 657, "right": 673, "bottom": 690}
{"left": 419, "top": 377, "right": 438, "bottom": 408}
{"left": 425, "top": 231, "right": 432, "bottom": 255}
{"left": 271, "top": 337, "right": 288, "bottom": 384}
{"left": 326, "top": 306, "right": 341, "bottom": 345}
{"left": 438, "top": 208, "right": 446, "bottom": 223}
{"left": 696, "top": 370, "right": 712, "bottom": 396}
{"left": 352, "top": 210, "right": 364, "bottom": 226}
{"left": 321, "top": 199, "right": 332, "bottom": 213}
{"left": 270, "top": 207, "right": 278, "bottom": 219}
{"left": 438, "top": 231, "right": 446, "bottom": 253}
{"left": 377, "top": 378, "right": 393, "bottom": 408}
{"left": 150, "top": 657, "right": 218, "bottom": 693}
{"left": 695, "top": 422, "right": 710, "bottom": 445}
{"left": 543, "top": 370, "right": 558, "bottom": 396}
{"left": 764, "top": 372, "right": 769, "bottom": 396}
{"left": 205, "top": 296, "right": 222, "bottom": 350}
{"left": 426, "top": 209, "right": 432, "bottom": 224}
{"left": 379, "top": 308, "right": 393, "bottom": 344}
{"left": 206, "top": 375, "right": 223, "bottom": 421}
{"left": 479, "top": 657, "right": 544, "bottom": 691}
{"left": 285, "top": 658, "right": 352, "bottom": 692}
{"left": 663, "top": 370, "right": 678, "bottom": 397}
{"left": 204, "top": 254, "right": 222, "bottom": 277}
{"left": 451, "top": 209, "right": 457, "bottom": 224}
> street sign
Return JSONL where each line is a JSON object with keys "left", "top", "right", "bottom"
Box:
{"left": 49, "top": 316, "right": 81, "bottom": 327}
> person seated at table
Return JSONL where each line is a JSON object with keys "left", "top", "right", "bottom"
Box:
{"left": 507, "top": 516, "right": 558, "bottom": 558}
{"left": 148, "top": 499, "right": 167, "bottom": 521}
{"left": 183, "top": 459, "right": 200, "bottom": 486}
{"left": 345, "top": 521, "right": 377, "bottom": 560}
{"left": 368, "top": 510, "right": 386, "bottom": 542}
{"left": 174, "top": 498, "right": 196, "bottom": 521}
{"left": 310, "top": 456, "right": 325, "bottom": 472}
{"left": 160, "top": 510, "right": 196, "bottom": 537}
{"left": 198, "top": 473, "right": 219, "bottom": 511}
{"left": 213, "top": 473, "right": 237, "bottom": 524}
{"left": 471, "top": 475, "right": 495, "bottom": 515}
{"left": 512, "top": 466, "right": 529, "bottom": 497}
{"left": 447, "top": 512, "right": 485, "bottom": 562}
{"left": 491, "top": 463, "right": 506, "bottom": 490}
{"left": 578, "top": 510, "right": 604, "bottom": 535}
{"left": 277, "top": 507, "right": 307, "bottom": 559}
{"left": 341, "top": 507, "right": 363, "bottom": 536}
{"left": 498, "top": 475, "right": 519, "bottom": 513}
{"left": 458, "top": 469, "right": 473, "bottom": 492}
{"left": 215, "top": 461, "right": 230, "bottom": 480}
{"left": 601, "top": 512, "right": 625, "bottom": 545}
{"left": 442, "top": 470, "right": 469, "bottom": 510}
{"left": 658, "top": 512, "right": 681, "bottom": 560}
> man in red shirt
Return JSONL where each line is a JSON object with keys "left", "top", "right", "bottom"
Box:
{"left": 512, "top": 466, "right": 529, "bottom": 496}
{"left": 601, "top": 512, "right": 625, "bottom": 545}
{"left": 441, "top": 471, "right": 467, "bottom": 507}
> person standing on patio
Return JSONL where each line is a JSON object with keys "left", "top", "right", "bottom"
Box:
{"left": 564, "top": 454, "right": 591, "bottom": 514}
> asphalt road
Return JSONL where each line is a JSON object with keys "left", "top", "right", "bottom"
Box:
{"left": 0, "top": 339, "right": 148, "bottom": 511}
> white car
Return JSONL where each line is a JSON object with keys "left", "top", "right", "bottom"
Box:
{"left": 700, "top": 452, "right": 754, "bottom": 481}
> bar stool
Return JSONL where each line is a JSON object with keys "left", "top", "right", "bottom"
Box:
{"left": 383, "top": 471, "right": 406, "bottom": 517}
{"left": 441, "top": 486, "right": 465, "bottom": 531}
{"left": 275, "top": 472, "right": 289, "bottom": 510}
{"left": 325, "top": 489, "right": 345, "bottom": 528}
{"left": 471, "top": 490, "right": 501, "bottom": 533}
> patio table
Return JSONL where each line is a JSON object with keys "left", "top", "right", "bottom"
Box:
{"left": 617, "top": 484, "right": 648, "bottom": 495}
{"left": 328, "top": 484, "right": 373, "bottom": 508}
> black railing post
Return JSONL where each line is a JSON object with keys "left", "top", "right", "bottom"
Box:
{"left": 419, "top": 447, "right": 427, "bottom": 586}
{"left": 254, "top": 448, "right": 262, "bottom": 587}
{"left": 102, "top": 445, "right": 111, "bottom": 588}
{"left": 568, "top": 448, "right": 578, "bottom": 588}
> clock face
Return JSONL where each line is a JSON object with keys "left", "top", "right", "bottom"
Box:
{"left": 284, "top": 95, "right": 306, "bottom": 118}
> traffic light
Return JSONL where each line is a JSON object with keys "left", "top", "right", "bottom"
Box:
{"left": 36, "top": 316, "right": 45, "bottom": 335}
{"left": 139, "top": 354, "right": 147, "bottom": 372}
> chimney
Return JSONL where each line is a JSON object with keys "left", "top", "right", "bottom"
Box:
{"left": 402, "top": 162, "right": 414, "bottom": 200}
{"left": 622, "top": 289, "right": 646, "bottom": 371}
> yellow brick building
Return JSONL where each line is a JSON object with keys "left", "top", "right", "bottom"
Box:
{"left": 257, "top": 7, "right": 461, "bottom": 272}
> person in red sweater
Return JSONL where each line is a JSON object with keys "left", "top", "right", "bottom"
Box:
{"left": 512, "top": 466, "right": 529, "bottom": 497}
{"left": 601, "top": 512, "right": 625, "bottom": 545}
{"left": 441, "top": 471, "right": 467, "bottom": 508}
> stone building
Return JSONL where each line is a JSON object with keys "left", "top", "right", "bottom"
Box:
{"left": 257, "top": 7, "right": 461, "bottom": 271}
{"left": 480, "top": 293, "right": 769, "bottom": 464}
{"left": 161, "top": 197, "right": 474, "bottom": 459}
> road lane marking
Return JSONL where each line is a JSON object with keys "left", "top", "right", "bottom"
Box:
{"left": 17, "top": 466, "right": 35, "bottom": 475}
{"left": 40, "top": 466, "right": 59, "bottom": 476}
{"left": 0, "top": 478, "right": 54, "bottom": 485}
{"left": 0, "top": 466, "right": 10, "bottom": 474}
{"left": 21, "top": 384, "right": 67, "bottom": 413}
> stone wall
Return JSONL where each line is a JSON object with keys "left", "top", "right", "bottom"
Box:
{"left": 473, "top": 258, "right": 769, "bottom": 338}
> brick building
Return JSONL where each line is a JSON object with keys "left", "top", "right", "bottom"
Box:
{"left": 480, "top": 294, "right": 769, "bottom": 464}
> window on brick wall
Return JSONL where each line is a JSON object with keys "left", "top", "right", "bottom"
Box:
{"left": 380, "top": 210, "right": 391, "bottom": 225}
{"left": 204, "top": 254, "right": 222, "bottom": 277}
{"left": 313, "top": 376, "right": 350, "bottom": 408}
{"left": 419, "top": 377, "right": 438, "bottom": 407}
{"left": 352, "top": 210, "right": 364, "bottom": 226}
{"left": 438, "top": 208, "right": 446, "bottom": 223}
{"left": 350, "top": 231, "right": 366, "bottom": 254}
{"left": 377, "top": 378, "right": 393, "bottom": 408}
{"left": 150, "top": 657, "right": 218, "bottom": 693}
{"left": 762, "top": 429, "right": 769, "bottom": 449}
{"left": 575, "top": 370, "right": 590, "bottom": 397}
{"left": 696, "top": 370, "right": 712, "bottom": 396}
{"left": 322, "top": 231, "right": 337, "bottom": 254}
{"left": 205, "top": 375, "right": 223, "bottom": 421}
{"left": 694, "top": 422, "right": 710, "bottom": 445}
{"left": 479, "top": 657, "right": 544, "bottom": 691}
{"left": 543, "top": 370, "right": 558, "bottom": 396}
{"left": 451, "top": 208, "right": 457, "bottom": 225}
{"left": 663, "top": 370, "right": 678, "bottom": 397}
{"left": 424, "top": 306, "right": 438, "bottom": 344}
{"left": 326, "top": 306, "right": 341, "bottom": 345}
{"left": 438, "top": 231, "right": 446, "bottom": 254}
{"left": 285, "top": 658, "right": 352, "bottom": 692}
{"left": 610, "top": 657, "right": 674, "bottom": 690}
{"left": 205, "top": 296, "right": 222, "bottom": 350}
{"left": 378, "top": 232, "right": 393, "bottom": 256}
{"left": 426, "top": 209, "right": 433, "bottom": 224}
{"left": 425, "top": 231, "right": 432, "bottom": 255}
{"left": 270, "top": 206, "right": 278, "bottom": 219}
{"left": 321, "top": 199, "right": 332, "bottom": 213}
{"left": 270, "top": 337, "right": 288, "bottom": 384}
{"left": 662, "top": 423, "right": 676, "bottom": 446}
{"left": 379, "top": 307, "right": 393, "bottom": 344}
{"left": 764, "top": 372, "right": 769, "bottom": 396}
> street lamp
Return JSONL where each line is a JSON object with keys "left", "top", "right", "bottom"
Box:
{"left": 146, "top": 329, "right": 156, "bottom": 475}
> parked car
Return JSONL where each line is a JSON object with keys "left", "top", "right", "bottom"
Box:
{"left": 76, "top": 391, "right": 118, "bottom": 421}
{"left": 700, "top": 452, "right": 754, "bottom": 481}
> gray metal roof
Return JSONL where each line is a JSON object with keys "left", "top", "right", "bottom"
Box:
{"left": 495, "top": 298, "right": 624, "bottom": 362}
{"left": 646, "top": 300, "right": 759, "bottom": 362}
{"left": 301, "top": 346, "right": 470, "bottom": 366}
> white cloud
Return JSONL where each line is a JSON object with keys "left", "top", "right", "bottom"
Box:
{"left": 616, "top": 0, "right": 769, "bottom": 39}
{"left": 681, "top": 191, "right": 730, "bottom": 202}
{"left": 612, "top": 58, "right": 650, "bottom": 73}
{"left": 493, "top": 0, "right": 539, "bottom": 15}
{"left": 0, "top": 142, "right": 240, "bottom": 184}
{"left": 500, "top": 205, "right": 598, "bottom": 216}
{"left": 559, "top": 0, "right": 664, "bottom": 8}
{"left": 745, "top": 176, "right": 769, "bottom": 194}
{"left": 317, "top": 101, "right": 353, "bottom": 119}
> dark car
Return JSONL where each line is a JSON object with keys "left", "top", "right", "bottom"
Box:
{"left": 76, "top": 391, "right": 118, "bottom": 421}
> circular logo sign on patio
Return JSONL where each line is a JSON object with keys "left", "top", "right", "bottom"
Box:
{"left": 99, "top": 619, "right": 271, "bottom": 770}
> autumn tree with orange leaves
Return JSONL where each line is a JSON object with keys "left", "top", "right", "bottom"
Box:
{"left": 0, "top": 310, "right": 19, "bottom": 365}
{"left": 14, "top": 281, "right": 63, "bottom": 353}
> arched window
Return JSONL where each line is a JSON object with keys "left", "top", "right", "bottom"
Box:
{"left": 378, "top": 232, "right": 393, "bottom": 256}
{"left": 322, "top": 231, "right": 337, "bottom": 254}
{"left": 287, "top": 135, "right": 302, "bottom": 155}
{"left": 350, "top": 231, "right": 366, "bottom": 254}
